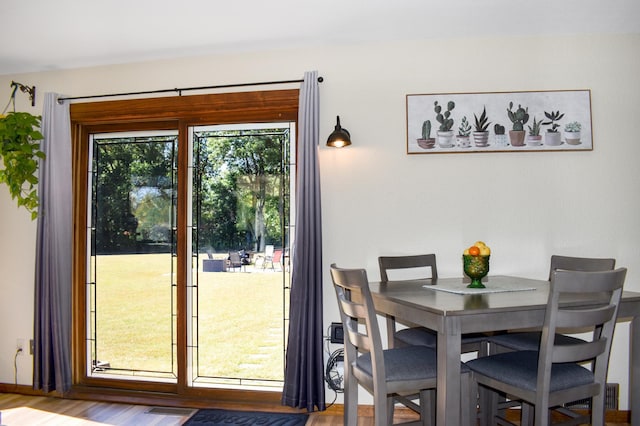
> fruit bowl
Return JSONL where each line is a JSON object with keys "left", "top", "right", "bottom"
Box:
{"left": 463, "top": 254, "right": 490, "bottom": 288}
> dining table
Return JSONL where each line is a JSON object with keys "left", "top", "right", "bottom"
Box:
{"left": 368, "top": 275, "right": 640, "bottom": 426}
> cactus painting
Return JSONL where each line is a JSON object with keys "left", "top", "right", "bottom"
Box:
{"left": 457, "top": 116, "right": 472, "bottom": 147}
{"left": 406, "top": 90, "right": 591, "bottom": 154}
{"left": 507, "top": 102, "right": 529, "bottom": 146}
{"left": 493, "top": 123, "right": 508, "bottom": 147}
{"left": 458, "top": 116, "right": 471, "bottom": 137}
{"left": 434, "top": 100, "right": 456, "bottom": 147}
{"left": 416, "top": 119, "right": 435, "bottom": 149}
{"left": 472, "top": 107, "right": 491, "bottom": 146}
{"left": 542, "top": 110, "right": 565, "bottom": 133}
{"left": 434, "top": 100, "right": 456, "bottom": 132}
{"left": 542, "top": 110, "right": 565, "bottom": 145}
{"left": 526, "top": 117, "right": 543, "bottom": 145}
{"left": 564, "top": 121, "right": 582, "bottom": 145}
{"left": 507, "top": 102, "right": 530, "bottom": 131}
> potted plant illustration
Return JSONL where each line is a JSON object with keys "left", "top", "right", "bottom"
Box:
{"left": 526, "top": 117, "right": 543, "bottom": 146}
{"left": 434, "top": 100, "right": 455, "bottom": 148}
{"left": 564, "top": 121, "right": 582, "bottom": 145}
{"left": 0, "top": 111, "right": 45, "bottom": 220}
{"left": 542, "top": 110, "right": 565, "bottom": 146}
{"left": 506, "top": 102, "right": 529, "bottom": 147}
{"left": 472, "top": 106, "right": 491, "bottom": 147}
{"left": 416, "top": 119, "right": 436, "bottom": 149}
{"left": 456, "top": 116, "right": 472, "bottom": 148}
{"left": 493, "top": 123, "right": 508, "bottom": 147}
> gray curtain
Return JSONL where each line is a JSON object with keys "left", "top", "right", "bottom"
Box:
{"left": 33, "top": 93, "right": 72, "bottom": 393}
{"left": 282, "top": 71, "right": 325, "bottom": 411}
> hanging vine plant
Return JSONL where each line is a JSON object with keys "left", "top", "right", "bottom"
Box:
{"left": 0, "top": 82, "right": 44, "bottom": 219}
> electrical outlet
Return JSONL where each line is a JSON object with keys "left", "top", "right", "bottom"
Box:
{"left": 329, "top": 322, "right": 344, "bottom": 344}
{"left": 16, "top": 338, "right": 25, "bottom": 354}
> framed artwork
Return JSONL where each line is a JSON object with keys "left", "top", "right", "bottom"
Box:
{"left": 406, "top": 90, "right": 592, "bottom": 154}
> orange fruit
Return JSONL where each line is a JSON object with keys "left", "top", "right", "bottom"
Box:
{"left": 468, "top": 246, "right": 480, "bottom": 256}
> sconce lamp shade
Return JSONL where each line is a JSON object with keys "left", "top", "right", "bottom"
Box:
{"left": 326, "top": 116, "right": 351, "bottom": 147}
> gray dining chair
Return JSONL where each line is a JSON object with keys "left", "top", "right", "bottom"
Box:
{"left": 467, "top": 267, "right": 627, "bottom": 426}
{"left": 487, "top": 255, "right": 616, "bottom": 354}
{"left": 331, "top": 263, "right": 472, "bottom": 426}
{"left": 378, "top": 254, "right": 488, "bottom": 355}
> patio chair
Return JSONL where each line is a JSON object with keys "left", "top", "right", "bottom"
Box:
{"left": 228, "top": 251, "right": 244, "bottom": 272}
{"left": 259, "top": 245, "right": 274, "bottom": 269}
{"left": 262, "top": 246, "right": 283, "bottom": 270}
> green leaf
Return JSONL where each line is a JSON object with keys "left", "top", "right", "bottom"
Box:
{"left": 0, "top": 111, "right": 44, "bottom": 219}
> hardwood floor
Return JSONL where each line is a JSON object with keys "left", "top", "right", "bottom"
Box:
{"left": 0, "top": 393, "right": 631, "bottom": 425}
{"left": 0, "top": 393, "right": 191, "bottom": 425}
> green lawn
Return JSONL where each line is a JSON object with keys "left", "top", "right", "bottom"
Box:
{"left": 94, "top": 253, "right": 288, "bottom": 385}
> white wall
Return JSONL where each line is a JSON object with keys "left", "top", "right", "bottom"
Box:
{"left": 1, "top": 33, "right": 639, "bottom": 409}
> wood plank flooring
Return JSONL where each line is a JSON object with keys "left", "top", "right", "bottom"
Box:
{"left": 0, "top": 393, "right": 631, "bottom": 425}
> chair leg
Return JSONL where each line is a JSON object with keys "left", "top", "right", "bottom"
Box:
{"left": 521, "top": 402, "right": 534, "bottom": 426}
{"left": 386, "top": 396, "right": 395, "bottom": 425}
{"left": 477, "top": 339, "right": 489, "bottom": 358}
{"left": 469, "top": 373, "right": 479, "bottom": 425}
{"left": 373, "top": 392, "right": 388, "bottom": 426}
{"left": 344, "top": 373, "right": 358, "bottom": 426}
{"left": 418, "top": 389, "right": 435, "bottom": 426}
{"left": 533, "top": 402, "right": 549, "bottom": 426}
{"left": 460, "top": 373, "right": 472, "bottom": 426}
{"left": 478, "top": 384, "right": 498, "bottom": 426}
{"left": 385, "top": 316, "right": 396, "bottom": 349}
{"left": 591, "top": 393, "right": 606, "bottom": 426}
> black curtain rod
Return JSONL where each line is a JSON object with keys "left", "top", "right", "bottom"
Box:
{"left": 57, "top": 76, "right": 323, "bottom": 103}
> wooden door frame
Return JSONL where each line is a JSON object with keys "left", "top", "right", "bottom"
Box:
{"left": 70, "top": 90, "right": 299, "bottom": 407}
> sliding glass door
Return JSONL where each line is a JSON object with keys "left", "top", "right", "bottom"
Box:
{"left": 188, "top": 123, "right": 294, "bottom": 390}
{"left": 84, "top": 122, "right": 294, "bottom": 391}
{"left": 87, "top": 131, "right": 178, "bottom": 381}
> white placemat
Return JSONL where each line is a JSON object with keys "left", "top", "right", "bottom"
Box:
{"left": 423, "top": 282, "right": 537, "bottom": 295}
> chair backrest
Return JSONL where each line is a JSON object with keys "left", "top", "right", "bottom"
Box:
{"left": 537, "top": 268, "right": 626, "bottom": 398}
{"left": 548, "top": 255, "right": 615, "bottom": 280}
{"left": 229, "top": 251, "right": 242, "bottom": 264}
{"left": 273, "top": 249, "right": 283, "bottom": 262}
{"left": 265, "top": 245, "right": 275, "bottom": 258}
{"left": 378, "top": 254, "right": 438, "bottom": 282}
{"left": 330, "top": 264, "right": 386, "bottom": 381}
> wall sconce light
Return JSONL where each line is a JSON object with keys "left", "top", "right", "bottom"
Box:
{"left": 326, "top": 116, "right": 351, "bottom": 148}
